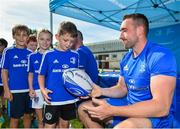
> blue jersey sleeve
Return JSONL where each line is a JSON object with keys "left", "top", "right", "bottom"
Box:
{"left": 148, "top": 48, "right": 177, "bottom": 77}
{"left": 120, "top": 61, "right": 124, "bottom": 76}
{"left": 78, "top": 50, "right": 87, "bottom": 69}
{"left": 27, "top": 54, "right": 34, "bottom": 72}
{"left": 1, "top": 48, "right": 10, "bottom": 69}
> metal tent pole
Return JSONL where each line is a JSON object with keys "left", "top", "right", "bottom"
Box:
{"left": 50, "top": 12, "right": 53, "bottom": 33}
{"left": 50, "top": 12, "right": 54, "bottom": 48}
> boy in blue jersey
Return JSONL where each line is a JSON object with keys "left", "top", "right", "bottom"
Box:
{"left": 71, "top": 30, "right": 99, "bottom": 84}
{"left": 78, "top": 13, "right": 177, "bottom": 128}
{"left": 1, "top": 25, "right": 32, "bottom": 128}
{"left": 28, "top": 29, "right": 52, "bottom": 128}
{"left": 38, "top": 21, "right": 79, "bottom": 128}
{"left": 0, "top": 38, "right": 8, "bottom": 127}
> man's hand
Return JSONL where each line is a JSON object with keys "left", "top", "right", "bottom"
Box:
{"left": 90, "top": 84, "right": 103, "bottom": 98}
{"left": 4, "top": 90, "right": 13, "bottom": 101}
{"left": 41, "top": 89, "right": 53, "bottom": 104}
{"left": 79, "top": 84, "right": 102, "bottom": 99}
{"left": 83, "top": 98, "right": 112, "bottom": 120}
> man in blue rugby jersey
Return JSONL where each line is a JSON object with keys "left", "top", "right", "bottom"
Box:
{"left": 1, "top": 25, "right": 32, "bottom": 128}
{"left": 71, "top": 30, "right": 99, "bottom": 84}
{"left": 38, "top": 21, "right": 79, "bottom": 128}
{"left": 78, "top": 13, "right": 177, "bottom": 128}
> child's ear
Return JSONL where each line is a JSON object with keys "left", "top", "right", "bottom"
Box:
{"left": 12, "top": 35, "right": 15, "bottom": 39}
{"left": 55, "top": 34, "right": 59, "bottom": 40}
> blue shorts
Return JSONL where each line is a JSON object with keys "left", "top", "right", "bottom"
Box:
{"left": 106, "top": 98, "right": 174, "bottom": 128}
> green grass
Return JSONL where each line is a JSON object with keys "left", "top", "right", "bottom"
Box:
{"left": 0, "top": 99, "right": 83, "bottom": 128}
{"left": 1, "top": 113, "right": 83, "bottom": 128}
{"left": 1, "top": 113, "right": 23, "bottom": 128}
{"left": 70, "top": 119, "right": 84, "bottom": 128}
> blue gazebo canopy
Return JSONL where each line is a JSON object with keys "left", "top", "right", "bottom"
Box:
{"left": 49, "top": 0, "right": 180, "bottom": 73}
{"left": 49, "top": 0, "right": 180, "bottom": 30}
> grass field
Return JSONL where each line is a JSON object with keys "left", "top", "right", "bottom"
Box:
{"left": 1, "top": 111, "right": 83, "bottom": 128}
{"left": 0, "top": 98, "right": 83, "bottom": 128}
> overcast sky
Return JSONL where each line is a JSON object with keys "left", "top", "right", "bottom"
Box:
{"left": 0, "top": 0, "right": 120, "bottom": 47}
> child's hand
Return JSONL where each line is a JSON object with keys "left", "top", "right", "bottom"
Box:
{"left": 29, "top": 89, "right": 36, "bottom": 98}
{"left": 41, "top": 89, "right": 53, "bottom": 104}
{"left": 4, "top": 90, "right": 13, "bottom": 101}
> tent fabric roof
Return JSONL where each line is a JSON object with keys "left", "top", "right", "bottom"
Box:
{"left": 49, "top": 0, "right": 180, "bottom": 30}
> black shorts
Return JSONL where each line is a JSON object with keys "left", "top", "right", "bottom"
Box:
{"left": 0, "top": 86, "right": 3, "bottom": 96}
{"left": 9, "top": 92, "right": 33, "bottom": 118}
{"left": 43, "top": 103, "right": 77, "bottom": 124}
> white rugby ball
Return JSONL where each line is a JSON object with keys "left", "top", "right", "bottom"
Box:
{"left": 63, "top": 68, "right": 93, "bottom": 97}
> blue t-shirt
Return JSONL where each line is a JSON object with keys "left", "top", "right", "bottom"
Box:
{"left": 0, "top": 54, "right": 3, "bottom": 86}
{"left": 39, "top": 49, "right": 79, "bottom": 105}
{"left": 27, "top": 51, "right": 43, "bottom": 90}
{"left": 1, "top": 47, "right": 32, "bottom": 93}
{"left": 77, "top": 45, "right": 98, "bottom": 84}
{"left": 120, "top": 42, "right": 177, "bottom": 112}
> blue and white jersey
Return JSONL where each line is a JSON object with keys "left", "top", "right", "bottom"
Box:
{"left": 77, "top": 45, "right": 98, "bottom": 84}
{"left": 27, "top": 51, "right": 43, "bottom": 90}
{"left": 0, "top": 54, "right": 3, "bottom": 86}
{"left": 1, "top": 47, "right": 32, "bottom": 93}
{"left": 39, "top": 49, "right": 79, "bottom": 105}
{"left": 120, "top": 41, "right": 177, "bottom": 112}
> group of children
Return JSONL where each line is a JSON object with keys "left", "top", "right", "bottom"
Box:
{"left": 0, "top": 21, "right": 87, "bottom": 128}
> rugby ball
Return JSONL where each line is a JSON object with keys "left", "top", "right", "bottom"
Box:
{"left": 63, "top": 68, "right": 93, "bottom": 97}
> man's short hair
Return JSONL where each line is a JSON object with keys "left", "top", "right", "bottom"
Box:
{"left": 123, "top": 13, "right": 149, "bottom": 36}
{"left": 0, "top": 38, "right": 8, "bottom": 47}
{"left": 12, "top": 24, "right": 30, "bottom": 36}
{"left": 57, "top": 21, "right": 78, "bottom": 38}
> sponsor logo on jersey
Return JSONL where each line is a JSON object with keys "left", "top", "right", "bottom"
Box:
{"left": 129, "top": 79, "right": 135, "bottom": 84}
{"left": 35, "top": 70, "right": 39, "bottom": 73}
{"left": 52, "top": 69, "right": 66, "bottom": 73}
{"left": 13, "top": 63, "right": 28, "bottom": 67}
{"left": 62, "top": 64, "right": 69, "bottom": 69}
{"left": 13, "top": 60, "right": 28, "bottom": 68}
{"left": 21, "top": 60, "right": 27, "bottom": 64}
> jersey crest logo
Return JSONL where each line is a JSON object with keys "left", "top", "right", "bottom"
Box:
{"left": 45, "top": 112, "right": 52, "bottom": 120}
{"left": 70, "top": 57, "right": 76, "bottom": 64}
{"left": 139, "top": 64, "right": 146, "bottom": 72}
